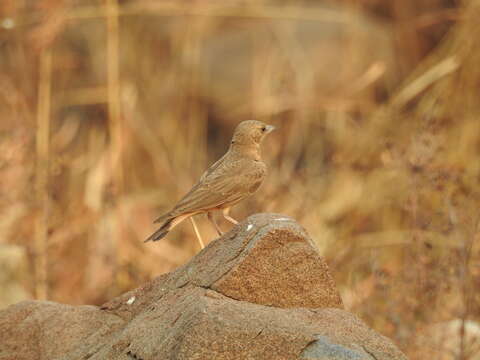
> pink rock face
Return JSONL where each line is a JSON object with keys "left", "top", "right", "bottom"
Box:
{"left": 0, "top": 213, "right": 407, "bottom": 360}
{"left": 210, "top": 226, "right": 343, "bottom": 309}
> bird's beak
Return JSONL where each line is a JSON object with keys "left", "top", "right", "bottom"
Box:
{"left": 265, "top": 125, "right": 276, "bottom": 134}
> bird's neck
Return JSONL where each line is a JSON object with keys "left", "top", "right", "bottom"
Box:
{"left": 229, "top": 142, "right": 261, "bottom": 161}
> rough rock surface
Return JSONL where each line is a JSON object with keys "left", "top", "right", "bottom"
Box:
{"left": 0, "top": 213, "right": 407, "bottom": 360}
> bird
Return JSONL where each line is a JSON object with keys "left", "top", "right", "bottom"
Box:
{"left": 145, "top": 120, "right": 275, "bottom": 243}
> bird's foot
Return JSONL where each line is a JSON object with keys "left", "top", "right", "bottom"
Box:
{"left": 223, "top": 214, "right": 239, "bottom": 225}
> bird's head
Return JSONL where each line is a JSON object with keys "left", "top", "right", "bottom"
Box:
{"left": 230, "top": 120, "right": 275, "bottom": 146}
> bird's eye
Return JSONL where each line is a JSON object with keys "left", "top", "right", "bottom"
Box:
{"left": 261, "top": 126, "right": 266, "bottom": 132}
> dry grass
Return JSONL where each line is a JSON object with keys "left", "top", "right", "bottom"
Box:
{"left": 1, "top": 0, "right": 479, "bottom": 358}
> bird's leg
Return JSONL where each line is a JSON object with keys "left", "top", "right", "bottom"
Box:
{"left": 222, "top": 207, "right": 239, "bottom": 225}
{"left": 189, "top": 217, "right": 204, "bottom": 249}
{"left": 207, "top": 212, "right": 223, "bottom": 236}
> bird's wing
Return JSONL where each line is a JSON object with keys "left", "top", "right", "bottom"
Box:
{"left": 152, "top": 152, "right": 230, "bottom": 224}
{"left": 169, "top": 158, "right": 266, "bottom": 217}
{"left": 198, "top": 152, "right": 228, "bottom": 182}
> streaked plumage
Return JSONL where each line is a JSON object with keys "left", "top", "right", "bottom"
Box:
{"left": 145, "top": 120, "right": 275, "bottom": 242}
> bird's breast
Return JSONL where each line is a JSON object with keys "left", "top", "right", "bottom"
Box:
{"left": 244, "top": 161, "right": 267, "bottom": 193}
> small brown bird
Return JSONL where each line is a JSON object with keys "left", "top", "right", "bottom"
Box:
{"left": 145, "top": 120, "right": 275, "bottom": 242}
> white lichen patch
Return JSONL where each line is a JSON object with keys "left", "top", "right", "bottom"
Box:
{"left": 275, "top": 218, "right": 291, "bottom": 221}
{"left": 126, "top": 296, "right": 136, "bottom": 305}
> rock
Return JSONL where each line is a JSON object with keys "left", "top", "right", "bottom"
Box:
{"left": 0, "top": 300, "right": 124, "bottom": 360}
{"left": 0, "top": 213, "right": 407, "bottom": 360}
{"left": 301, "top": 336, "right": 371, "bottom": 360}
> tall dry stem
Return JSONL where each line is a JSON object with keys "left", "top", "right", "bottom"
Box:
{"left": 106, "top": 0, "right": 122, "bottom": 288}
{"left": 34, "top": 46, "right": 52, "bottom": 300}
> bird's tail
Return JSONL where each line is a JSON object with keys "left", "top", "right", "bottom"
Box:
{"left": 145, "top": 212, "right": 192, "bottom": 242}
{"left": 144, "top": 215, "right": 174, "bottom": 242}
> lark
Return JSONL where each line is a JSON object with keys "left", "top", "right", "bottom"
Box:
{"left": 145, "top": 120, "right": 275, "bottom": 243}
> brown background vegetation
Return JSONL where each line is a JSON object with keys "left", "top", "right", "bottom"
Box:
{"left": 1, "top": 0, "right": 479, "bottom": 358}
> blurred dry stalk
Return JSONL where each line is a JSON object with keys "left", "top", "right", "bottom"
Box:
{"left": 1, "top": 0, "right": 479, "bottom": 358}
{"left": 106, "top": 0, "right": 123, "bottom": 291}
{"left": 34, "top": 46, "right": 52, "bottom": 300}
